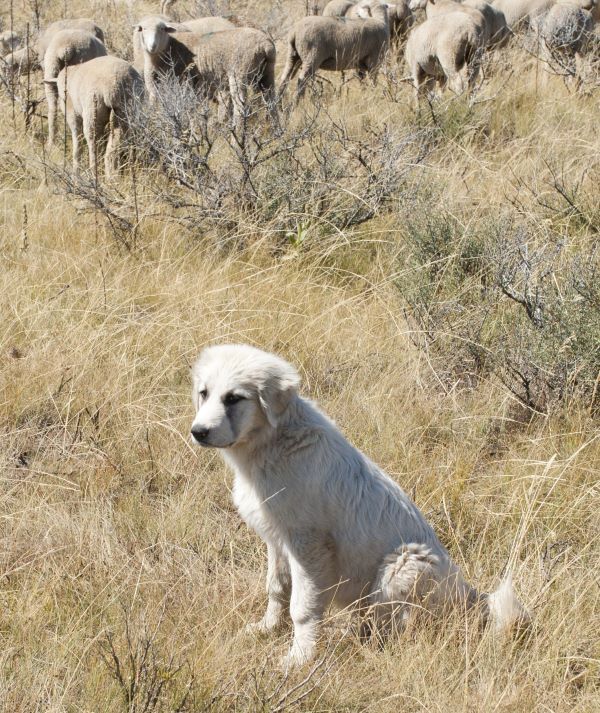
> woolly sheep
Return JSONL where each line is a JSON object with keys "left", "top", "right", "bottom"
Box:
{"left": 536, "top": 4, "right": 594, "bottom": 89}
{"left": 37, "top": 18, "right": 105, "bottom": 61}
{"left": 43, "top": 30, "right": 107, "bottom": 148}
{"left": 324, "top": 0, "right": 415, "bottom": 43}
{"left": 309, "top": 0, "right": 332, "bottom": 13}
{"left": 1, "top": 30, "right": 21, "bottom": 54}
{"left": 1, "top": 46, "right": 40, "bottom": 75}
{"left": 405, "top": 11, "right": 485, "bottom": 102}
{"left": 1, "top": 20, "right": 104, "bottom": 80}
{"left": 490, "top": 0, "right": 597, "bottom": 30}
{"left": 132, "top": 15, "right": 235, "bottom": 72}
{"left": 49, "top": 55, "right": 144, "bottom": 177}
{"left": 409, "top": 0, "right": 491, "bottom": 45}
{"left": 279, "top": 0, "right": 391, "bottom": 99}
{"left": 134, "top": 16, "right": 277, "bottom": 126}
{"left": 160, "top": 0, "right": 177, "bottom": 15}
{"left": 323, "top": 0, "right": 363, "bottom": 17}
{"left": 463, "top": 0, "right": 510, "bottom": 46}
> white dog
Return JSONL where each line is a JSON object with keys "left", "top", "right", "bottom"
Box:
{"left": 190, "top": 344, "right": 528, "bottom": 666}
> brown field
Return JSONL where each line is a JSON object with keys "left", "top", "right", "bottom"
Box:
{"left": 0, "top": 1, "right": 598, "bottom": 710}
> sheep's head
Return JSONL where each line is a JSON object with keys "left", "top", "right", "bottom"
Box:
{"left": 134, "top": 16, "right": 178, "bottom": 56}
{"left": 357, "top": 0, "right": 390, "bottom": 22}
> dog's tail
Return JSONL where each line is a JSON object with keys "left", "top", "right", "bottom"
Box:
{"left": 483, "top": 572, "right": 530, "bottom": 633}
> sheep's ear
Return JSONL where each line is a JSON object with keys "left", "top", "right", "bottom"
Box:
{"left": 258, "top": 362, "right": 301, "bottom": 428}
{"left": 165, "top": 24, "right": 179, "bottom": 33}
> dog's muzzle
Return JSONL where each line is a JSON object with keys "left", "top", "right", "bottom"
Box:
{"left": 191, "top": 426, "right": 209, "bottom": 444}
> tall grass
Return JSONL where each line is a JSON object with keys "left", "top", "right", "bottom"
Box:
{"left": 0, "top": 0, "right": 598, "bottom": 710}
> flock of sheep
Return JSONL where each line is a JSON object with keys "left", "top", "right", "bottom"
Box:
{"left": 1, "top": 0, "right": 598, "bottom": 178}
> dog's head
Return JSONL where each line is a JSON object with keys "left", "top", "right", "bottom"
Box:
{"left": 190, "top": 344, "right": 300, "bottom": 449}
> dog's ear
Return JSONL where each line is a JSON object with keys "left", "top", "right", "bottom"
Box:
{"left": 258, "top": 359, "right": 301, "bottom": 428}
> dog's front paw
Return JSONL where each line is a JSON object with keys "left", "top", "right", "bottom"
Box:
{"left": 279, "top": 643, "right": 314, "bottom": 670}
{"left": 244, "top": 617, "right": 278, "bottom": 636}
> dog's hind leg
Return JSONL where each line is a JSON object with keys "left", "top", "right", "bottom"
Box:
{"left": 367, "top": 543, "right": 477, "bottom": 640}
{"left": 246, "top": 543, "right": 291, "bottom": 635}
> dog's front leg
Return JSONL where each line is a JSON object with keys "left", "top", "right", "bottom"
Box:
{"left": 247, "top": 542, "right": 291, "bottom": 634}
{"left": 281, "top": 555, "right": 330, "bottom": 668}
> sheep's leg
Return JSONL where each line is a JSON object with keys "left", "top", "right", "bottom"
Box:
{"left": 363, "top": 55, "right": 381, "bottom": 87}
{"left": 216, "top": 89, "right": 232, "bottom": 123}
{"left": 259, "top": 59, "right": 279, "bottom": 128}
{"left": 105, "top": 112, "right": 125, "bottom": 179}
{"left": 83, "top": 102, "right": 110, "bottom": 178}
{"left": 412, "top": 66, "right": 434, "bottom": 109}
{"left": 228, "top": 75, "right": 247, "bottom": 132}
{"left": 278, "top": 47, "right": 301, "bottom": 99}
{"left": 45, "top": 81, "right": 58, "bottom": 148}
{"left": 68, "top": 110, "right": 83, "bottom": 174}
{"left": 446, "top": 65, "right": 468, "bottom": 97}
{"left": 295, "top": 62, "right": 316, "bottom": 101}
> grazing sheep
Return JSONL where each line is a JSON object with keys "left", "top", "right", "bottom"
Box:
{"left": 386, "top": 1, "right": 417, "bottom": 41}
{"left": 279, "top": 0, "right": 390, "bottom": 100}
{"left": 405, "top": 11, "right": 485, "bottom": 103}
{"left": 37, "top": 18, "right": 105, "bottom": 61}
{"left": 323, "top": 0, "right": 363, "bottom": 17}
{"left": 1, "top": 30, "right": 21, "bottom": 54}
{"left": 536, "top": 4, "right": 594, "bottom": 89}
{"left": 1, "top": 46, "right": 40, "bottom": 75}
{"left": 309, "top": 0, "right": 332, "bottom": 13}
{"left": 160, "top": 0, "right": 177, "bottom": 15}
{"left": 463, "top": 0, "right": 510, "bottom": 46}
{"left": 134, "top": 16, "right": 277, "bottom": 126}
{"left": 44, "top": 30, "right": 107, "bottom": 148}
{"left": 132, "top": 15, "right": 235, "bottom": 72}
{"left": 410, "top": 0, "right": 492, "bottom": 45}
{"left": 324, "top": 0, "right": 415, "bottom": 43}
{"left": 1, "top": 20, "right": 104, "bottom": 80}
{"left": 490, "top": 0, "right": 597, "bottom": 30}
{"left": 49, "top": 56, "right": 144, "bottom": 177}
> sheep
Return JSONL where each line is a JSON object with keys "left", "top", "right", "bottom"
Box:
{"left": 1, "top": 20, "right": 103, "bottom": 80}
{"left": 132, "top": 15, "right": 235, "bottom": 72}
{"left": 48, "top": 56, "right": 144, "bottom": 177}
{"left": 536, "top": 4, "right": 594, "bottom": 89}
{"left": 43, "top": 30, "right": 107, "bottom": 148}
{"left": 463, "top": 0, "right": 510, "bottom": 46}
{"left": 309, "top": 0, "right": 332, "bottom": 13}
{"left": 405, "top": 11, "right": 485, "bottom": 103}
{"left": 37, "top": 19, "right": 105, "bottom": 62}
{"left": 490, "top": 0, "right": 597, "bottom": 31}
{"left": 1, "top": 30, "right": 21, "bottom": 55}
{"left": 323, "top": 0, "right": 362, "bottom": 16}
{"left": 279, "top": 0, "right": 390, "bottom": 100}
{"left": 324, "top": 0, "right": 415, "bottom": 43}
{"left": 160, "top": 0, "right": 177, "bottom": 15}
{"left": 134, "top": 16, "right": 277, "bottom": 127}
{"left": 409, "top": 0, "right": 492, "bottom": 45}
{"left": 1, "top": 46, "right": 40, "bottom": 75}
{"left": 386, "top": 2, "right": 417, "bottom": 41}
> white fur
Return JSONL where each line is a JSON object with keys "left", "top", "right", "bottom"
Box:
{"left": 191, "top": 344, "right": 529, "bottom": 666}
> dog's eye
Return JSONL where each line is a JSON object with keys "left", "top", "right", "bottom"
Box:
{"left": 224, "top": 392, "right": 244, "bottom": 406}
{"left": 199, "top": 388, "right": 207, "bottom": 400}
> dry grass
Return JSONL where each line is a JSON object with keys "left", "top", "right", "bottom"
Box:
{"left": 0, "top": 0, "right": 599, "bottom": 710}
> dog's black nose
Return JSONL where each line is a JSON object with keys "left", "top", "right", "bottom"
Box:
{"left": 191, "top": 427, "right": 209, "bottom": 442}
